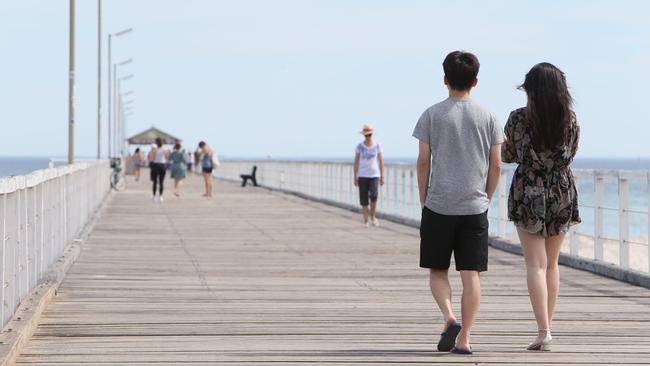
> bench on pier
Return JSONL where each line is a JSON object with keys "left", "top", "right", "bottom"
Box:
{"left": 240, "top": 166, "right": 258, "bottom": 187}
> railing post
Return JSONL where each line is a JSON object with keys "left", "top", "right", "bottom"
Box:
{"left": 1, "top": 192, "right": 6, "bottom": 327}
{"left": 409, "top": 169, "right": 415, "bottom": 219}
{"left": 4, "top": 191, "right": 16, "bottom": 326}
{"left": 618, "top": 176, "right": 630, "bottom": 269}
{"left": 569, "top": 176, "right": 580, "bottom": 256}
{"left": 594, "top": 175, "right": 604, "bottom": 261}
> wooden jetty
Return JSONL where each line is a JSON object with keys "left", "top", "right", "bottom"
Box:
{"left": 14, "top": 176, "right": 650, "bottom": 365}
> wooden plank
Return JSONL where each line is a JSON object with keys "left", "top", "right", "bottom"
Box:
{"left": 9, "top": 175, "right": 650, "bottom": 364}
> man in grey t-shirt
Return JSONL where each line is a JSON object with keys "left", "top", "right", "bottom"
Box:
{"left": 412, "top": 51, "right": 503, "bottom": 354}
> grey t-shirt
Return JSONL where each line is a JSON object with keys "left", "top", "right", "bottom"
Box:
{"left": 412, "top": 97, "right": 503, "bottom": 215}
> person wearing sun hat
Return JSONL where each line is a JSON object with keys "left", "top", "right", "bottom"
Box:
{"left": 353, "top": 123, "right": 385, "bottom": 227}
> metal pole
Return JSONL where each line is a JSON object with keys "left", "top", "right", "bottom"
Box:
{"left": 68, "top": 0, "right": 75, "bottom": 164}
{"left": 96, "top": 0, "right": 102, "bottom": 159}
{"left": 117, "top": 79, "right": 121, "bottom": 156}
{"left": 113, "top": 63, "right": 117, "bottom": 157}
{"left": 107, "top": 35, "right": 112, "bottom": 158}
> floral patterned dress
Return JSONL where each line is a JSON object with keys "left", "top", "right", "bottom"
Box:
{"left": 502, "top": 107, "right": 581, "bottom": 237}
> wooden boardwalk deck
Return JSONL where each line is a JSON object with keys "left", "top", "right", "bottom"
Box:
{"left": 16, "top": 175, "right": 650, "bottom": 365}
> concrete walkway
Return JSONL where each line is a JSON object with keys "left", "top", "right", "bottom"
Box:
{"left": 16, "top": 175, "right": 650, "bottom": 365}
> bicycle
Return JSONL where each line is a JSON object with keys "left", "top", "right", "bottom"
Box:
{"left": 110, "top": 157, "right": 127, "bottom": 191}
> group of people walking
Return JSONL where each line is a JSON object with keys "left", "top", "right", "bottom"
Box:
{"left": 355, "top": 51, "right": 580, "bottom": 353}
{"left": 130, "top": 139, "right": 217, "bottom": 202}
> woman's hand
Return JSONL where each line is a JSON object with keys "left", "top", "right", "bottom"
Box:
{"left": 380, "top": 176, "right": 385, "bottom": 186}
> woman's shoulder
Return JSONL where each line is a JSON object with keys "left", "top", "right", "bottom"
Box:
{"left": 509, "top": 107, "right": 526, "bottom": 119}
{"left": 506, "top": 107, "right": 527, "bottom": 127}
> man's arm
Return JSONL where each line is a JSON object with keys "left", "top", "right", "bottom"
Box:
{"left": 486, "top": 144, "right": 502, "bottom": 201}
{"left": 416, "top": 141, "right": 431, "bottom": 207}
{"left": 353, "top": 152, "right": 360, "bottom": 186}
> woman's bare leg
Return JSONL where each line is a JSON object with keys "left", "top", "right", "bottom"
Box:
{"left": 544, "top": 233, "right": 565, "bottom": 328}
{"left": 517, "top": 228, "right": 550, "bottom": 342}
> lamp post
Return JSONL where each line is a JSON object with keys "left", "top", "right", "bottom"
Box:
{"left": 96, "top": 0, "right": 102, "bottom": 159}
{"left": 112, "top": 60, "right": 132, "bottom": 156}
{"left": 107, "top": 28, "right": 132, "bottom": 158}
{"left": 68, "top": 0, "right": 75, "bottom": 164}
{"left": 117, "top": 74, "right": 133, "bottom": 156}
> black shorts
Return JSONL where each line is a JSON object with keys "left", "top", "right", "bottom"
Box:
{"left": 419, "top": 207, "right": 489, "bottom": 272}
{"left": 150, "top": 162, "right": 166, "bottom": 181}
{"left": 202, "top": 167, "right": 213, "bottom": 174}
{"left": 358, "top": 177, "right": 379, "bottom": 206}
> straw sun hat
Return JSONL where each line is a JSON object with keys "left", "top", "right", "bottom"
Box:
{"left": 359, "top": 124, "right": 375, "bottom": 136}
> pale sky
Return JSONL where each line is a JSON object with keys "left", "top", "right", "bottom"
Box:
{"left": 1, "top": 0, "right": 649, "bottom": 159}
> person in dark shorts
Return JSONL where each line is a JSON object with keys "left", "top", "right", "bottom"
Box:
{"left": 353, "top": 124, "right": 384, "bottom": 227}
{"left": 147, "top": 137, "right": 170, "bottom": 203}
{"left": 413, "top": 51, "right": 503, "bottom": 354}
{"left": 198, "top": 141, "right": 214, "bottom": 197}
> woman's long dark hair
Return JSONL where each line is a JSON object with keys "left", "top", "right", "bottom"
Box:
{"left": 519, "top": 63, "right": 573, "bottom": 149}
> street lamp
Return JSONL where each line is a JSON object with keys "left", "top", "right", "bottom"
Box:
{"left": 96, "top": 0, "right": 101, "bottom": 159}
{"left": 113, "top": 62, "right": 132, "bottom": 156}
{"left": 68, "top": 0, "right": 75, "bottom": 164}
{"left": 117, "top": 74, "right": 133, "bottom": 155}
{"left": 107, "top": 27, "right": 132, "bottom": 158}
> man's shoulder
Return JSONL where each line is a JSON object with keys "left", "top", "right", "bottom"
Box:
{"left": 423, "top": 98, "right": 453, "bottom": 114}
{"left": 465, "top": 100, "right": 499, "bottom": 120}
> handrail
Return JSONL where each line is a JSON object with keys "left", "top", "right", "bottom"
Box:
{"left": 216, "top": 160, "right": 650, "bottom": 275}
{"left": 0, "top": 161, "right": 112, "bottom": 328}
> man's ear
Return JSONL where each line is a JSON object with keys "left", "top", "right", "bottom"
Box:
{"left": 472, "top": 78, "right": 478, "bottom": 87}
{"left": 444, "top": 76, "right": 449, "bottom": 86}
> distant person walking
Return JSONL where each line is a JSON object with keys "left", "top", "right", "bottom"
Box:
{"left": 353, "top": 124, "right": 384, "bottom": 227}
{"left": 147, "top": 137, "right": 170, "bottom": 202}
{"left": 132, "top": 148, "right": 144, "bottom": 182}
{"left": 198, "top": 141, "right": 214, "bottom": 197}
{"left": 186, "top": 151, "right": 194, "bottom": 173}
{"left": 413, "top": 51, "right": 503, "bottom": 355}
{"left": 502, "top": 63, "right": 581, "bottom": 351}
{"left": 194, "top": 149, "right": 201, "bottom": 174}
{"left": 170, "top": 143, "right": 187, "bottom": 197}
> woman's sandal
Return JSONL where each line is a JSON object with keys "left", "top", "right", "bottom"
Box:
{"left": 527, "top": 329, "right": 552, "bottom": 351}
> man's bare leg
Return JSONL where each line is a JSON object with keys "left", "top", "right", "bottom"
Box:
{"left": 455, "top": 270, "right": 481, "bottom": 351}
{"left": 430, "top": 269, "right": 457, "bottom": 330}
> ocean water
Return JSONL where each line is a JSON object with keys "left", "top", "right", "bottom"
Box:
{"left": 0, "top": 156, "right": 53, "bottom": 177}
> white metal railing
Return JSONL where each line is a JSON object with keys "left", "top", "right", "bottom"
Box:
{"left": 217, "top": 160, "right": 650, "bottom": 274}
{"left": 0, "top": 161, "right": 111, "bottom": 328}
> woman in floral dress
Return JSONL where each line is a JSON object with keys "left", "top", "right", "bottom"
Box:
{"left": 502, "top": 63, "right": 580, "bottom": 351}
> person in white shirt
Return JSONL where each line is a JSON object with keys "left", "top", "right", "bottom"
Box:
{"left": 353, "top": 124, "right": 384, "bottom": 227}
{"left": 147, "top": 137, "right": 170, "bottom": 202}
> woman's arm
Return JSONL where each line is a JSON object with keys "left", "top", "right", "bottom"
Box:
{"left": 353, "top": 152, "right": 360, "bottom": 186}
{"left": 570, "top": 121, "right": 580, "bottom": 159}
{"left": 501, "top": 113, "right": 517, "bottom": 163}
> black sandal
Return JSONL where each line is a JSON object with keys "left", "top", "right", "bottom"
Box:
{"left": 437, "top": 323, "right": 462, "bottom": 352}
{"left": 451, "top": 346, "right": 473, "bottom": 355}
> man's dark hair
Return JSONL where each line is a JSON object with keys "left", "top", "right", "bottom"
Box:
{"left": 442, "top": 51, "right": 480, "bottom": 91}
{"left": 198, "top": 141, "right": 206, "bottom": 148}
